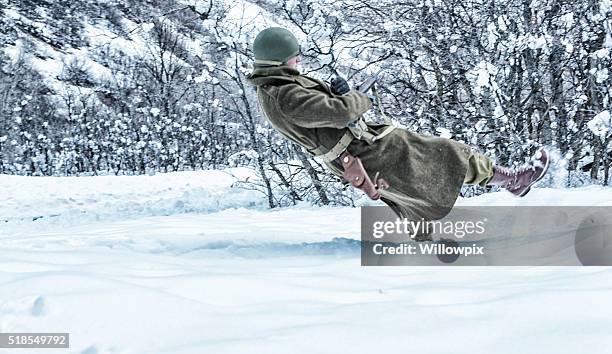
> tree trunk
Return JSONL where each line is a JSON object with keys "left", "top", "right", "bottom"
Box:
{"left": 293, "top": 144, "right": 330, "bottom": 205}
{"left": 269, "top": 161, "right": 301, "bottom": 205}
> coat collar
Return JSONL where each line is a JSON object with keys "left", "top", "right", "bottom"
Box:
{"left": 246, "top": 65, "right": 322, "bottom": 89}
{"left": 251, "top": 65, "right": 300, "bottom": 78}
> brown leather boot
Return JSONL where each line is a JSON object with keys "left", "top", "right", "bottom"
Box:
{"left": 487, "top": 148, "right": 550, "bottom": 197}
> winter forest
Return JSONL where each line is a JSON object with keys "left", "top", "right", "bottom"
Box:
{"left": 1, "top": 0, "right": 611, "bottom": 207}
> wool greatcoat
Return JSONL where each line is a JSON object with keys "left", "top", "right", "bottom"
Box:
{"left": 246, "top": 66, "right": 472, "bottom": 222}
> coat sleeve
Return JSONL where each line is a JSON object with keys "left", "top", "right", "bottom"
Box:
{"left": 275, "top": 84, "right": 372, "bottom": 129}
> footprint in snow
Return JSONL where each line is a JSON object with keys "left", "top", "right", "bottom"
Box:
{"left": 81, "top": 346, "right": 98, "bottom": 354}
{"left": 31, "top": 296, "right": 45, "bottom": 316}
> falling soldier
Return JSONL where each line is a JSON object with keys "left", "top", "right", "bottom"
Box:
{"left": 246, "top": 27, "right": 550, "bottom": 222}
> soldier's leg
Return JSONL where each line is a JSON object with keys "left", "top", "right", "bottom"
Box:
{"left": 463, "top": 151, "right": 494, "bottom": 187}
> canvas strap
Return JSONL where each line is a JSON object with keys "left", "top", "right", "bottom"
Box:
{"left": 310, "top": 130, "right": 354, "bottom": 162}
{"left": 366, "top": 83, "right": 396, "bottom": 142}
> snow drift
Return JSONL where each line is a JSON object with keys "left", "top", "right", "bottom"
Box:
{"left": 1, "top": 171, "right": 612, "bottom": 354}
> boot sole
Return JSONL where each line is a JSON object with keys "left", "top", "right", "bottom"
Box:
{"left": 517, "top": 148, "right": 551, "bottom": 197}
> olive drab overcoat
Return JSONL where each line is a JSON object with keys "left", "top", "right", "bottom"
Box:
{"left": 246, "top": 66, "right": 472, "bottom": 222}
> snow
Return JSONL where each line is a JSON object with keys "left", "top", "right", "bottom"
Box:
{"left": 150, "top": 107, "right": 161, "bottom": 117}
{"left": 594, "top": 47, "right": 610, "bottom": 59}
{"left": 3, "top": 38, "right": 23, "bottom": 64}
{"left": 595, "top": 67, "right": 609, "bottom": 84}
{"left": 436, "top": 127, "right": 452, "bottom": 138}
{"left": 528, "top": 34, "right": 550, "bottom": 51}
{"left": 587, "top": 110, "right": 612, "bottom": 139}
{"left": 466, "top": 61, "right": 500, "bottom": 96}
{"left": 1, "top": 171, "right": 612, "bottom": 353}
{"left": 560, "top": 12, "right": 574, "bottom": 28}
{"left": 0, "top": 168, "right": 263, "bottom": 234}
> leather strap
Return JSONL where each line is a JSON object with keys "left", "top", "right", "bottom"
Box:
{"left": 340, "top": 151, "right": 389, "bottom": 200}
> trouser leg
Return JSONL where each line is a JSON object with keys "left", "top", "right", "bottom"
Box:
{"left": 463, "top": 151, "right": 494, "bottom": 187}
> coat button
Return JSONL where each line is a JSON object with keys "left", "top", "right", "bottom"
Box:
{"left": 343, "top": 156, "right": 350, "bottom": 163}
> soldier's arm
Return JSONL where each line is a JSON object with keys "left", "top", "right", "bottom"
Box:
{"left": 276, "top": 84, "right": 372, "bottom": 129}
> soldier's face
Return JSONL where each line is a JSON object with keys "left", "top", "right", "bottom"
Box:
{"left": 286, "top": 55, "right": 300, "bottom": 69}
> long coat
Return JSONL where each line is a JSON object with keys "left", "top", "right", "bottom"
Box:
{"left": 246, "top": 66, "right": 471, "bottom": 222}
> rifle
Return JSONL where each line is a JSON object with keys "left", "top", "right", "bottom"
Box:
{"left": 356, "top": 69, "right": 393, "bottom": 126}
{"left": 357, "top": 69, "right": 383, "bottom": 93}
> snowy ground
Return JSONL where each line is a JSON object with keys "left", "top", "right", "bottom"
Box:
{"left": 1, "top": 171, "right": 612, "bottom": 354}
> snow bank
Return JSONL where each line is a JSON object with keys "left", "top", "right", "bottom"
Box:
{"left": 0, "top": 168, "right": 264, "bottom": 234}
{"left": 2, "top": 168, "right": 612, "bottom": 245}
{"left": 1, "top": 172, "right": 612, "bottom": 353}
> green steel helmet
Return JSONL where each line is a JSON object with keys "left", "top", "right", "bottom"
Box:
{"left": 253, "top": 27, "right": 300, "bottom": 66}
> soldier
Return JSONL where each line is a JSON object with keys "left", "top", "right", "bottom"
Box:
{"left": 246, "top": 27, "right": 550, "bottom": 221}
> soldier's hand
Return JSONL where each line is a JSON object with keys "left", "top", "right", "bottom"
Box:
{"left": 330, "top": 76, "right": 350, "bottom": 95}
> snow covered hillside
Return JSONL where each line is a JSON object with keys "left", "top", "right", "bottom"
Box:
{"left": 1, "top": 171, "right": 612, "bottom": 354}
